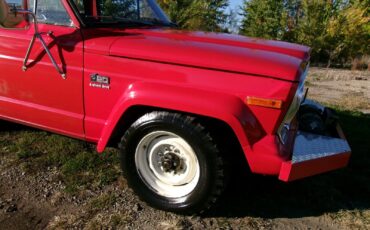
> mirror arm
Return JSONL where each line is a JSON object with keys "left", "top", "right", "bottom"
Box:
{"left": 14, "top": 9, "right": 66, "bottom": 79}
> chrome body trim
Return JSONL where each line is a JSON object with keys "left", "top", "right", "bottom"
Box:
{"left": 278, "top": 66, "right": 309, "bottom": 144}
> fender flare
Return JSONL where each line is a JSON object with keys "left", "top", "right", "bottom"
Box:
{"left": 96, "top": 82, "right": 263, "bottom": 154}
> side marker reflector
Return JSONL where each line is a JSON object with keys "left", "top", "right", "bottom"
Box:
{"left": 246, "top": 97, "right": 283, "bottom": 109}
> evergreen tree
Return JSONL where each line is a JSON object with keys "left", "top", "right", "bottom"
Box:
{"left": 239, "top": 0, "right": 369, "bottom": 67}
{"left": 222, "top": 8, "right": 241, "bottom": 34}
{"left": 295, "top": 0, "right": 343, "bottom": 63}
{"left": 157, "top": 0, "right": 228, "bottom": 31}
{"left": 239, "top": 0, "right": 286, "bottom": 40}
{"left": 327, "top": 0, "right": 370, "bottom": 66}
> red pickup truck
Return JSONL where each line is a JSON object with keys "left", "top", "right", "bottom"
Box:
{"left": 0, "top": 0, "right": 351, "bottom": 214}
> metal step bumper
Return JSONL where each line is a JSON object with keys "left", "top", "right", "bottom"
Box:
{"left": 279, "top": 125, "right": 351, "bottom": 182}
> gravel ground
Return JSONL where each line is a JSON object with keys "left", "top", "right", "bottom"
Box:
{"left": 0, "top": 67, "right": 369, "bottom": 230}
{"left": 307, "top": 68, "right": 370, "bottom": 114}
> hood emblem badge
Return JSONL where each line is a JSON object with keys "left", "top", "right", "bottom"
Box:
{"left": 90, "top": 73, "right": 111, "bottom": 90}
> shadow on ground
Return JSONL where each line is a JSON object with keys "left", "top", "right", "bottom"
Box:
{"left": 0, "top": 121, "right": 27, "bottom": 131}
{"left": 207, "top": 110, "right": 370, "bottom": 219}
{"left": 1, "top": 110, "right": 369, "bottom": 220}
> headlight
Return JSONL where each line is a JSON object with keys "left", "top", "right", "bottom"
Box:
{"left": 277, "top": 66, "right": 309, "bottom": 144}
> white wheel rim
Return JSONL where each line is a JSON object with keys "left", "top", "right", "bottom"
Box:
{"left": 135, "top": 131, "right": 200, "bottom": 198}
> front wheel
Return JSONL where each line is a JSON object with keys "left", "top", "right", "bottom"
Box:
{"left": 119, "top": 112, "right": 227, "bottom": 214}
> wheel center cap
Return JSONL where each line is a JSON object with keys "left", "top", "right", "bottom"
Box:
{"left": 159, "top": 151, "right": 182, "bottom": 173}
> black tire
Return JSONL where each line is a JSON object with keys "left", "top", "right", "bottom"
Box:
{"left": 119, "top": 111, "right": 227, "bottom": 214}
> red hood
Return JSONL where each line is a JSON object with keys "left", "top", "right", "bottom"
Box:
{"left": 83, "top": 28, "right": 310, "bottom": 81}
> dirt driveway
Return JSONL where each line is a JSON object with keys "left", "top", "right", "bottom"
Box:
{"left": 0, "top": 68, "right": 369, "bottom": 229}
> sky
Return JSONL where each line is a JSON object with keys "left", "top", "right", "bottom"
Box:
{"left": 225, "top": 0, "right": 243, "bottom": 33}
{"left": 229, "top": 0, "right": 243, "bottom": 10}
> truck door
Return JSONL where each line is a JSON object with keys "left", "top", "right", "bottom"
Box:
{"left": 0, "top": 0, "right": 85, "bottom": 138}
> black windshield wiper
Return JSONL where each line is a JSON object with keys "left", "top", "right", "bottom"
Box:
{"left": 115, "top": 18, "right": 156, "bottom": 27}
{"left": 139, "top": 17, "right": 178, "bottom": 28}
{"left": 84, "top": 16, "right": 176, "bottom": 28}
{"left": 84, "top": 16, "right": 155, "bottom": 28}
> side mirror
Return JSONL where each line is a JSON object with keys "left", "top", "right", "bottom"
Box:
{"left": 0, "top": 0, "right": 66, "bottom": 79}
{"left": 0, "top": 0, "right": 28, "bottom": 29}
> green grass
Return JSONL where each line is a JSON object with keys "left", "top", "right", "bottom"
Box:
{"left": 0, "top": 106, "right": 369, "bottom": 227}
{"left": 89, "top": 193, "right": 117, "bottom": 210}
{"left": 0, "top": 124, "right": 121, "bottom": 195}
{"left": 304, "top": 80, "right": 314, "bottom": 87}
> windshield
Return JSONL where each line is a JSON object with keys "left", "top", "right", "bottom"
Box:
{"left": 70, "top": 0, "right": 172, "bottom": 27}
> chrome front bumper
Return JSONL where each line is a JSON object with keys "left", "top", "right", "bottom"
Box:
{"left": 279, "top": 101, "right": 352, "bottom": 182}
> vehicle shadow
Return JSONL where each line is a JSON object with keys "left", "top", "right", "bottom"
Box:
{"left": 1, "top": 110, "right": 368, "bottom": 219}
{"left": 206, "top": 110, "right": 370, "bottom": 219}
{"left": 0, "top": 120, "right": 34, "bottom": 133}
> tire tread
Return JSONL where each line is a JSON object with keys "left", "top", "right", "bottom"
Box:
{"left": 119, "top": 111, "right": 227, "bottom": 214}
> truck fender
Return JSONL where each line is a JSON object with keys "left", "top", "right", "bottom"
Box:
{"left": 96, "top": 82, "right": 263, "bottom": 155}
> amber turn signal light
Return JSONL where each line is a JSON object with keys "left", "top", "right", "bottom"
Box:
{"left": 246, "top": 96, "right": 283, "bottom": 109}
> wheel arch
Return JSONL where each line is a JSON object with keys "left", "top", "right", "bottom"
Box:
{"left": 96, "top": 82, "right": 264, "bottom": 168}
{"left": 105, "top": 105, "right": 250, "bottom": 173}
